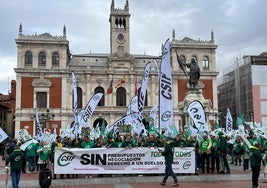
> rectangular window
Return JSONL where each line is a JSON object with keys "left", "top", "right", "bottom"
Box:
{"left": 260, "top": 86, "right": 267, "bottom": 99}
{"left": 262, "top": 117, "right": 267, "bottom": 128}
{"left": 36, "top": 92, "right": 47, "bottom": 108}
{"left": 261, "top": 101, "right": 267, "bottom": 114}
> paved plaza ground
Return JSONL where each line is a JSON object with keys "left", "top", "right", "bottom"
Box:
{"left": 1, "top": 159, "right": 267, "bottom": 188}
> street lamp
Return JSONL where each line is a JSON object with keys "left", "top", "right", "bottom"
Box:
{"left": 40, "top": 109, "right": 55, "bottom": 129}
{"left": 250, "top": 111, "right": 254, "bottom": 125}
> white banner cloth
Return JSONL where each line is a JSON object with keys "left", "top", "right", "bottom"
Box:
{"left": 54, "top": 147, "right": 195, "bottom": 174}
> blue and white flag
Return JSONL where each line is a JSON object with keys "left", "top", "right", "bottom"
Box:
{"left": 226, "top": 108, "right": 233, "bottom": 135}
{"left": 149, "top": 105, "right": 158, "bottom": 127}
{"left": 159, "top": 39, "right": 173, "bottom": 132}
{"left": 72, "top": 72, "right": 79, "bottom": 136}
{"left": 126, "top": 95, "right": 138, "bottom": 115}
{"left": 78, "top": 93, "right": 103, "bottom": 127}
{"left": 138, "top": 62, "right": 151, "bottom": 115}
{"left": 35, "top": 101, "right": 43, "bottom": 141}
{"left": 187, "top": 100, "right": 208, "bottom": 133}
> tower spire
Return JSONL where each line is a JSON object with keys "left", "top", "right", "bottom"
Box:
{"left": 211, "top": 30, "right": 214, "bottom": 43}
{"left": 19, "top": 23, "right": 22, "bottom": 37}
{"left": 63, "top": 25, "right": 66, "bottom": 38}
{"left": 172, "top": 28, "right": 175, "bottom": 41}
{"left": 111, "top": 0, "right": 114, "bottom": 10}
{"left": 125, "top": 0, "right": 129, "bottom": 10}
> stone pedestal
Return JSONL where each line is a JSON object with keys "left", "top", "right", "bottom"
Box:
{"left": 178, "top": 88, "right": 212, "bottom": 132}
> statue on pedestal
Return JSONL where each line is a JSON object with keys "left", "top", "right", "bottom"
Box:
{"left": 176, "top": 51, "right": 200, "bottom": 89}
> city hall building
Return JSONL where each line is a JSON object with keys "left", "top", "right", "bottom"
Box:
{"left": 14, "top": 0, "right": 218, "bottom": 137}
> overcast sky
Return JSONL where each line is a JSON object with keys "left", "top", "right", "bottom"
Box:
{"left": 1, "top": 0, "right": 267, "bottom": 94}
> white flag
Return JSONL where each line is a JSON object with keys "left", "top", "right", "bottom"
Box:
{"left": 78, "top": 93, "right": 103, "bottom": 127}
{"left": 187, "top": 100, "right": 207, "bottom": 133}
{"left": 0, "top": 127, "right": 8, "bottom": 143}
{"left": 226, "top": 108, "right": 233, "bottom": 134}
{"left": 138, "top": 62, "right": 151, "bottom": 114}
{"left": 159, "top": 39, "right": 173, "bottom": 132}
{"left": 126, "top": 95, "right": 138, "bottom": 115}
{"left": 107, "top": 113, "right": 141, "bottom": 135}
{"left": 72, "top": 72, "right": 79, "bottom": 136}
{"left": 35, "top": 101, "right": 43, "bottom": 141}
{"left": 149, "top": 105, "right": 158, "bottom": 127}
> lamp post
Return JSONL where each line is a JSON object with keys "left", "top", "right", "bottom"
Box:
{"left": 250, "top": 111, "right": 254, "bottom": 125}
{"left": 40, "top": 109, "right": 55, "bottom": 130}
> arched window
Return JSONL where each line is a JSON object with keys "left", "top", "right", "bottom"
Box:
{"left": 202, "top": 56, "right": 209, "bottom": 70}
{"left": 77, "top": 87, "right": 83, "bottom": 109}
{"left": 52, "top": 52, "right": 59, "bottom": 66}
{"left": 38, "top": 51, "right": 46, "bottom": 66}
{"left": 95, "top": 87, "right": 105, "bottom": 106}
{"left": 115, "top": 18, "right": 119, "bottom": 28}
{"left": 137, "top": 87, "right": 148, "bottom": 106}
{"left": 179, "top": 55, "right": 186, "bottom": 63}
{"left": 122, "top": 18, "right": 126, "bottom": 28}
{"left": 178, "top": 55, "right": 186, "bottom": 71}
{"left": 191, "top": 55, "right": 198, "bottom": 62}
{"left": 116, "top": 87, "right": 126, "bottom": 106}
{"left": 25, "top": 51, "right": 32, "bottom": 66}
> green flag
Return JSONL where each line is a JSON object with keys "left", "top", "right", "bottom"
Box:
{"left": 168, "top": 125, "right": 178, "bottom": 138}
{"left": 148, "top": 123, "right": 159, "bottom": 135}
{"left": 185, "top": 126, "right": 191, "bottom": 140}
{"left": 100, "top": 120, "right": 106, "bottom": 136}
{"left": 236, "top": 114, "right": 245, "bottom": 127}
{"left": 214, "top": 120, "right": 220, "bottom": 130}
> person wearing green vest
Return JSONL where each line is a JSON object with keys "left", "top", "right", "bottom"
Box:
{"left": 233, "top": 136, "right": 244, "bottom": 166}
{"left": 5, "top": 145, "right": 26, "bottom": 188}
{"left": 121, "top": 134, "right": 135, "bottom": 148}
{"left": 159, "top": 137, "right": 179, "bottom": 187}
{"left": 199, "top": 133, "right": 212, "bottom": 174}
{"left": 81, "top": 135, "right": 95, "bottom": 179}
{"left": 250, "top": 141, "right": 263, "bottom": 188}
{"left": 210, "top": 135, "right": 220, "bottom": 174}
{"left": 25, "top": 141, "right": 38, "bottom": 173}
{"left": 263, "top": 150, "right": 267, "bottom": 179}
{"left": 218, "top": 132, "right": 231, "bottom": 174}
{"left": 51, "top": 135, "right": 63, "bottom": 179}
{"left": 81, "top": 135, "right": 95, "bottom": 148}
{"left": 37, "top": 141, "right": 51, "bottom": 170}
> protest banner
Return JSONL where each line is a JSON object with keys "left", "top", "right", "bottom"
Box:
{"left": 54, "top": 147, "right": 195, "bottom": 174}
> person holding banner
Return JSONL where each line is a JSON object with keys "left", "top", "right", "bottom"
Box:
{"left": 51, "top": 136, "right": 63, "bottom": 179}
{"left": 159, "top": 137, "right": 179, "bottom": 187}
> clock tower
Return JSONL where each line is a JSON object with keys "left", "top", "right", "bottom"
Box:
{"left": 109, "top": 0, "right": 130, "bottom": 56}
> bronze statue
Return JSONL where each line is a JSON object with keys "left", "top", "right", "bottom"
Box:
{"left": 176, "top": 51, "right": 200, "bottom": 89}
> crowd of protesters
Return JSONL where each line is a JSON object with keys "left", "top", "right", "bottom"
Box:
{"left": 2, "top": 129, "right": 267, "bottom": 187}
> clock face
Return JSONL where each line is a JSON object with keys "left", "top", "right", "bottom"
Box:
{"left": 117, "top": 34, "right": 124, "bottom": 42}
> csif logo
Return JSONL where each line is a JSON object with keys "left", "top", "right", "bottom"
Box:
{"left": 183, "top": 161, "right": 192, "bottom": 170}
{"left": 131, "top": 113, "right": 139, "bottom": 119}
{"left": 93, "top": 94, "right": 101, "bottom": 101}
{"left": 161, "top": 111, "right": 172, "bottom": 122}
{"left": 57, "top": 152, "right": 75, "bottom": 167}
{"left": 162, "top": 47, "right": 168, "bottom": 59}
{"left": 15, "top": 156, "right": 22, "bottom": 162}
